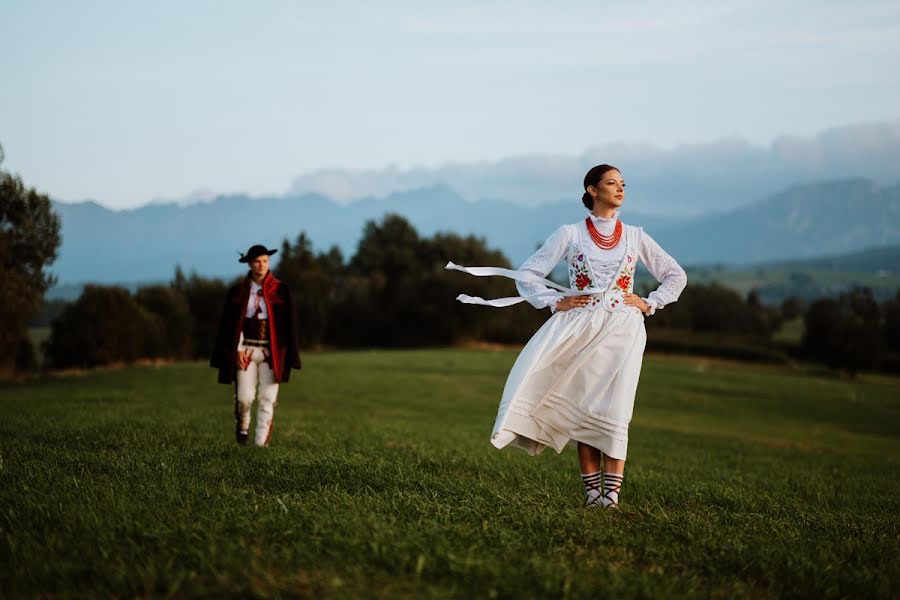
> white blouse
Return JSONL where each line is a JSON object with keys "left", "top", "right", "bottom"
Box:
{"left": 516, "top": 212, "right": 687, "bottom": 314}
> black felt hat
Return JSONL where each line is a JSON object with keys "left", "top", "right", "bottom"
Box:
{"left": 238, "top": 244, "right": 278, "bottom": 263}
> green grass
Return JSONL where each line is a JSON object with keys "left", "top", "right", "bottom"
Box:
{"left": 772, "top": 317, "right": 805, "bottom": 345}
{"left": 1, "top": 350, "right": 898, "bottom": 599}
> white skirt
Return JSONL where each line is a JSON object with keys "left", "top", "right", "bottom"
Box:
{"left": 491, "top": 305, "right": 647, "bottom": 460}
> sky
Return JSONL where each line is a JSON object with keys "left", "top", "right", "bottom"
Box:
{"left": 2, "top": 0, "right": 899, "bottom": 209}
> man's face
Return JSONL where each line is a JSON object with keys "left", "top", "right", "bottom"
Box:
{"left": 251, "top": 255, "right": 269, "bottom": 278}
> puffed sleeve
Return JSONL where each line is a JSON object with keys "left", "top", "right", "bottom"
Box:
{"left": 637, "top": 230, "right": 687, "bottom": 315}
{"left": 516, "top": 225, "right": 572, "bottom": 311}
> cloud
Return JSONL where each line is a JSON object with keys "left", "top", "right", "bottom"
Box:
{"left": 287, "top": 120, "right": 900, "bottom": 215}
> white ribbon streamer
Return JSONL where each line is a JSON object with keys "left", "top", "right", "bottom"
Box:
{"left": 446, "top": 261, "right": 606, "bottom": 308}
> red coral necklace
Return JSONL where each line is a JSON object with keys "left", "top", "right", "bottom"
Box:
{"left": 585, "top": 216, "right": 622, "bottom": 250}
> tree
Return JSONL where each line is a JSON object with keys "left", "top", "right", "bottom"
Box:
{"left": 340, "top": 215, "right": 425, "bottom": 346}
{"left": 746, "top": 289, "right": 782, "bottom": 337}
{"left": 780, "top": 296, "right": 807, "bottom": 321}
{"left": 134, "top": 285, "right": 194, "bottom": 359}
{"left": 172, "top": 267, "right": 229, "bottom": 359}
{"left": 0, "top": 144, "right": 62, "bottom": 373}
{"left": 44, "top": 286, "right": 159, "bottom": 369}
{"left": 423, "top": 231, "right": 546, "bottom": 344}
{"left": 803, "top": 288, "right": 884, "bottom": 376}
{"left": 883, "top": 291, "right": 900, "bottom": 354}
{"left": 274, "top": 234, "right": 338, "bottom": 348}
{"left": 318, "top": 214, "right": 545, "bottom": 348}
{"left": 644, "top": 282, "right": 785, "bottom": 339}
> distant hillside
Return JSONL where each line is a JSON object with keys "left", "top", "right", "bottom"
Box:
{"left": 672, "top": 246, "right": 900, "bottom": 304}
{"left": 759, "top": 245, "right": 900, "bottom": 273}
{"left": 651, "top": 179, "right": 900, "bottom": 265}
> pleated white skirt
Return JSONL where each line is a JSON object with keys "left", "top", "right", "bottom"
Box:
{"left": 491, "top": 304, "right": 647, "bottom": 460}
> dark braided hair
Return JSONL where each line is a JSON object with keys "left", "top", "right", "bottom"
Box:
{"left": 582, "top": 164, "right": 620, "bottom": 210}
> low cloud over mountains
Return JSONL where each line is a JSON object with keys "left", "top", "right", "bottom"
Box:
{"left": 288, "top": 121, "right": 900, "bottom": 216}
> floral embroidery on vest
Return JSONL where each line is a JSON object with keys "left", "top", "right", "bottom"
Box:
{"left": 568, "top": 241, "right": 594, "bottom": 291}
{"left": 614, "top": 256, "right": 636, "bottom": 294}
{"left": 566, "top": 223, "right": 639, "bottom": 312}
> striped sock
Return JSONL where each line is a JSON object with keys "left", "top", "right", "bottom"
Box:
{"left": 602, "top": 473, "right": 624, "bottom": 508}
{"left": 581, "top": 471, "right": 603, "bottom": 506}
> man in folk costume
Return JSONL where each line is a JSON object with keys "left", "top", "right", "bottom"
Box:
{"left": 211, "top": 245, "right": 301, "bottom": 446}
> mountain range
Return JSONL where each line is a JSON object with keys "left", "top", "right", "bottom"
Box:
{"left": 50, "top": 177, "right": 899, "bottom": 286}
{"left": 284, "top": 121, "right": 900, "bottom": 215}
{"left": 658, "top": 178, "right": 900, "bottom": 264}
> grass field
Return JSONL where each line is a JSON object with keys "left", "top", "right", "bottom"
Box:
{"left": 771, "top": 317, "right": 805, "bottom": 345}
{"left": 1, "top": 350, "right": 898, "bottom": 598}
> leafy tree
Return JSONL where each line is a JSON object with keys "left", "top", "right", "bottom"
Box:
{"left": 273, "top": 214, "right": 545, "bottom": 348}
{"left": 172, "top": 267, "right": 229, "bottom": 359}
{"left": 44, "top": 286, "right": 159, "bottom": 369}
{"left": 803, "top": 288, "right": 884, "bottom": 376}
{"left": 0, "top": 144, "right": 62, "bottom": 373}
{"left": 326, "top": 214, "right": 546, "bottom": 347}
{"left": 883, "top": 290, "right": 900, "bottom": 353}
{"left": 134, "top": 285, "right": 193, "bottom": 359}
{"left": 341, "top": 214, "right": 424, "bottom": 346}
{"left": 27, "top": 298, "right": 70, "bottom": 328}
{"left": 275, "top": 234, "right": 338, "bottom": 348}
{"left": 747, "top": 290, "right": 783, "bottom": 337}
{"left": 646, "top": 282, "right": 786, "bottom": 339}
{"left": 780, "top": 296, "right": 807, "bottom": 321}
{"left": 423, "top": 231, "right": 546, "bottom": 344}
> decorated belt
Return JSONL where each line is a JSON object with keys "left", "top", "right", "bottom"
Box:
{"left": 242, "top": 318, "right": 270, "bottom": 347}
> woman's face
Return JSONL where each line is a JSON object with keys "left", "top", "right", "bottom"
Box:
{"left": 587, "top": 169, "right": 625, "bottom": 210}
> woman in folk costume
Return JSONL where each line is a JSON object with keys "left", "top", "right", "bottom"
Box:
{"left": 447, "top": 164, "right": 687, "bottom": 508}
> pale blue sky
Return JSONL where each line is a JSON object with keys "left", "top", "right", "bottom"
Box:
{"left": 2, "top": 0, "right": 899, "bottom": 208}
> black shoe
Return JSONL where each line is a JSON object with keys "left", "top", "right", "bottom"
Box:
{"left": 236, "top": 430, "right": 249, "bottom": 445}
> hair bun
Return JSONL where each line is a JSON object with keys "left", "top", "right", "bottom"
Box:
{"left": 581, "top": 191, "right": 593, "bottom": 210}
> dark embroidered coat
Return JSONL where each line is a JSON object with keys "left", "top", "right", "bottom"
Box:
{"left": 210, "top": 271, "right": 301, "bottom": 384}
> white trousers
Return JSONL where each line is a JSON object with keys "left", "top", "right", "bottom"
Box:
{"left": 234, "top": 346, "right": 279, "bottom": 446}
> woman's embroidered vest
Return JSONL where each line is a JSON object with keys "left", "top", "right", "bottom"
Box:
{"left": 566, "top": 221, "right": 639, "bottom": 311}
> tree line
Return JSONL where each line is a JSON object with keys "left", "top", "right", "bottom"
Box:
{"left": 641, "top": 277, "right": 900, "bottom": 375}
{"left": 3, "top": 145, "right": 899, "bottom": 378}
{"left": 40, "top": 215, "right": 549, "bottom": 369}
{"left": 35, "top": 212, "right": 900, "bottom": 378}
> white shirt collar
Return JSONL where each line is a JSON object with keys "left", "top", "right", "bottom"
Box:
{"left": 589, "top": 210, "right": 620, "bottom": 223}
{"left": 250, "top": 279, "right": 262, "bottom": 291}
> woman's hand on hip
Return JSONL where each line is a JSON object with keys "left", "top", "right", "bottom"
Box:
{"left": 623, "top": 294, "right": 650, "bottom": 314}
{"left": 555, "top": 295, "right": 592, "bottom": 312}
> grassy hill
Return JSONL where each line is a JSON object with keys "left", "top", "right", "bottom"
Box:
{"left": 1, "top": 350, "right": 898, "bottom": 598}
